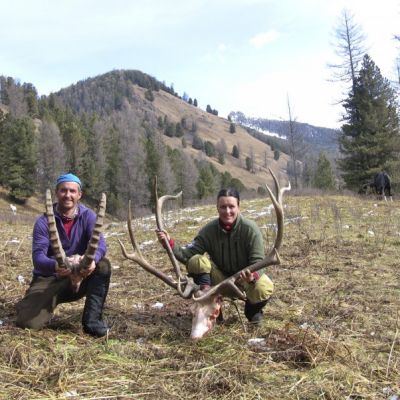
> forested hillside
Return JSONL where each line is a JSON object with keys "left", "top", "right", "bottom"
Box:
{"left": 0, "top": 71, "right": 289, "bottom": 216}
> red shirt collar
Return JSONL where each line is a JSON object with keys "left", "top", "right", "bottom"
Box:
{"left": 219, "top": 219, "right": 235, "bottom": 232}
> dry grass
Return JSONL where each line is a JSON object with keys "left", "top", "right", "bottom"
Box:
{"left": 1, "top": 194, "right": 399, "bottom": 399}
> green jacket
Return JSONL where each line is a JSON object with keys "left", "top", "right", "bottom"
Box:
{"left": 173, "top": 214, "right": 265, "bottom": 276}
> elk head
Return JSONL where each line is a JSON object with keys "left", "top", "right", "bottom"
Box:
{"left": 119, "top": 170, "right": 290, "bottom": 339}
{"left": 45, "top": 189, "right": 107, "bottom": 291}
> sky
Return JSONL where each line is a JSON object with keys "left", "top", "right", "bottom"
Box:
{"left": 1, "top": 0, "right": 399, "bottom": 129}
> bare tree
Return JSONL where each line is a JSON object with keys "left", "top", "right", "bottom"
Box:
{"left": 246, "top": 146, "right": 256, "bottom": 173}
{"left": 215, "top": 138, "right": 227, "bottom": 155}
{"left": 36, "top": 119, "right": 67, "bottom": 191}
{"left": 179, "top": 152, "right": 199, "bottom": 205}
{"left": 113, "top": 109, "right": 149, "bottom": 210}
{"left": 286, "top": 95, "right": 306, "bottom": 189}
{"left": 263, "top": 149, "right": 268, "bottom": 168}
{"left": 329, "top": 9, "right": 367, "bottom": 93}
{"left": 0, "top": 77, "right": 28, "bottom": 117}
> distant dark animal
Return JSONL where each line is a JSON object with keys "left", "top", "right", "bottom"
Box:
{"left": 359, "top": 172, "right": 393, "bottom": 201}
{"left": 372, "top": 172, "right": 392, "bottom": 201}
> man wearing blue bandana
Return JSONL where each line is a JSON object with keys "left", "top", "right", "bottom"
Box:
{"left": 16, "top": 173, "right": 111, "bottom": 337}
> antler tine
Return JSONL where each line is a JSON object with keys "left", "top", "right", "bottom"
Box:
{"left": 46, "top": 189, "right": 67, "bottom": 268}
{"left": 154, "top": 177, "right": 185, "bottom": 280}
{"left": 193, "top": 170, "right": 288, "bottom": 303}
{"left": 118, "top": 239, "right": 178, "bottom": 291}
{"left": 79, "top": 193, "right": 107, "bottom": 270}
{"left": 266, "top": 168, "right": 290, "bottom": 251}
{"left": 118, "top": 200, "right": 180, "bottom": 291}
{"left": 127, "top": 200, "right": 143, "bottom": 259}
{"left": 268, "top": 168, "right": 291, "bottom": 205}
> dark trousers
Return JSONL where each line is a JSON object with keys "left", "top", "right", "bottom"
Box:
{"left": 16, "top": 258, "right": 111, "bottom": 330}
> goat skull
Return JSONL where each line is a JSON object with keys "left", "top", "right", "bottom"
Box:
{"left": 45, "top": 189, "right": 106, "bottom": 291}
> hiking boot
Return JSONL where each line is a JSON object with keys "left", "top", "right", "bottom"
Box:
{"left": 244, "top": 300, "right": 268, "bottom": 325}
{"left": 82, "top": 258, "right": 111, "bottom": 338}
{"left": 249, "top": 312, "right": 263, "bottom": 325}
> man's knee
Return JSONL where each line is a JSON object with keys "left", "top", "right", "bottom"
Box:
{"left": 95, "top": 257, "right": 112, "bottom": 277}
{"left": 16, "top": 307, "right": 50, "bottom": 330}
{"left": 187, "top": 255, "right": 212, "bottom": 275}
{"left": 16, "top": 317, "right": 45, "bottom": 330}
{"left": 245, "top": 274, "right": 274, "bottom": 304}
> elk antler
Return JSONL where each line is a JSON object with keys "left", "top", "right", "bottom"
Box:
{"left": 153, "top": 177, "right": 201, "bottom": 297}
{"left": 118, "top": 200, "right": 180, "bottom": 292}
{"left": 154, "top": 177, "right": 184, "bottom": 280}
{"left": 119, "top": 180, "right": 200, "bottom": 299}
{"left": 192, "top": 168, "right": 290, "bottom": 302}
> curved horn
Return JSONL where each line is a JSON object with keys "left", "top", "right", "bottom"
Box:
{"left": 79, "top": 193, "right": 107, "bottom": 270}
{"left": 46, "top": 189, "right": 66, "bottom": 268}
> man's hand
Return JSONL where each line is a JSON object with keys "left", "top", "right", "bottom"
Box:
{"left": 55, "top": 265, "right": 72, "bottom": 277}
{"left": 238, "top": 269, "right": 256, "bottom": 284}
{"left": 80, "top": 260, "right": 96, "bottom": 279}
{"left": 155, "top": 229, "right": 170, "bottom": 245}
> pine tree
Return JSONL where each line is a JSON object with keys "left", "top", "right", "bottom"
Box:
{"left": 0, "top": 115, "right": 37, "bottom": 201}
{"left": 245, "top": 156, "right": 253, "bottom": 172}
{"left": 196, "top": 163, "right": 219, "bottom": 199}
{"left": 204, "top": 141, "right": 216, "bottom": 157}
{"left": 313, "top": 152, "right": 336, "bottom": 190}
{"left": 338, "top": 54, "right": 400, "bottom": 190}
{"left": 232, "top": 145, "right": 240, "bottom": 158}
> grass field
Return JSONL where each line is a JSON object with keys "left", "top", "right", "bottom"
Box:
{"left": 0, "top": 193, "right": 399, "bottom": 399}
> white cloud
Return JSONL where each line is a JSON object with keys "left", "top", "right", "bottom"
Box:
{"left": 249, "top": 30, "right": 280, "bottom": 48}
{"left": 217, "top": 43, "right": 231, "bottom": 52}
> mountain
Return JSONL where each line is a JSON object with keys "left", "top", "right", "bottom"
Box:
{"left": 52, "top": 70, "right": 290, "bottom": 190}
{"left": 229, "top": 111, "right": 340, "bottom": 157}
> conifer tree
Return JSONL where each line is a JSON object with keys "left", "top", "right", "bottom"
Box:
{"left": 232, "top": 144, "right": 240, "bottom": 159}
{"left": 338, "top": 54, "right": 400, "bottom": 190}
{"left": 0, "top": 115, "right": 37, "bottom": 200}
{"left": 313, "top": 152, "right": 336, "bottom": 190}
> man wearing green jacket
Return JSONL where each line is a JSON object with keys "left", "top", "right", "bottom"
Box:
{"left": 156, "top": 188, "right": 274, "bottom": 324}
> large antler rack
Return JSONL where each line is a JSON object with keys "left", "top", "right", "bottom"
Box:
{"left": 119, "top": 178, "right": 200, "bottom": 299}
{"left": 192, "top": 168, "right": 291, "bottom": 302}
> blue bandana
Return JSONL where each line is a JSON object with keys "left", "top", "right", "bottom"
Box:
{"left": 56, "top": 173, "right": 82, "bottom": 188}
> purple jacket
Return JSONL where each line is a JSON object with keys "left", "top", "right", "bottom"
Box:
{"left": 32, "top": 203, "right": 107, "bottom": 277}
